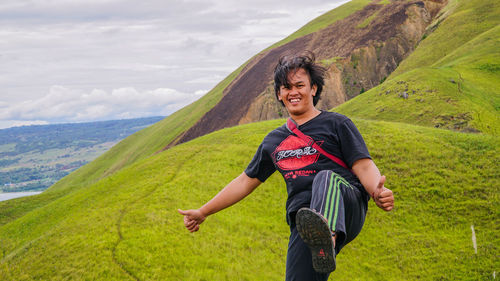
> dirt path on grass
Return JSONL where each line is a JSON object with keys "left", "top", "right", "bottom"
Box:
{"left": 110, "top": 151, "right": 199, "bottom": 280}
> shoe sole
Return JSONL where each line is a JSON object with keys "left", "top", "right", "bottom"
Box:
{"left": 295, "top": 208, "right": 336, "bottom": 273}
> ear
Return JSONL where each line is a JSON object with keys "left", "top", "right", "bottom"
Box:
{"left": 311, "top": 85, "right": 317, "bottom": 96}
{"left": 277, "top": 91, "right": 283, "bottom": 101}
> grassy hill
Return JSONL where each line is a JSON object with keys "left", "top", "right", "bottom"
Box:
{"left": 0, "top": 0, "right": 499, "bottom": 280}
{"left": 0, "top": 119, "right": 498, "bottom": 280}
{"left": 336, "top": 0, "right": 500, "bottom": 135}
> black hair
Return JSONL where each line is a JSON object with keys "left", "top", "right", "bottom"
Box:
{"left": 273, "top": 51, "right": 326, "bottom": 106}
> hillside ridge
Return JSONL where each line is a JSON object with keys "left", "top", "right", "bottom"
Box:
{"left": 336, "top": 0, "right": 499, "bottom": 135}
{"left": 171, "top": 0, "right": 447, "bottom": 146}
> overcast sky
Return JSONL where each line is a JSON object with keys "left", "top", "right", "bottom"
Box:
{"left": 0, "top": 0, "right": 347, "bottom": 129}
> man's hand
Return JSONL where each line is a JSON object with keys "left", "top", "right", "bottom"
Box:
{"left": 178, "top": 209, "right": 206, "bottom": 232}
{"left": 177, "top": 173, "right": 262, "bottom": 233}
{"left": 371, "top": 176, "right": 394, "bottom": 211}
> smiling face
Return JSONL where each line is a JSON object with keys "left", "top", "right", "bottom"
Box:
{"left": 278, "top": 68, "right": 318, "bottom": 119}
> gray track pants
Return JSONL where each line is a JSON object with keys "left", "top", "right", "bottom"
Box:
{"left": 310, "top": 170, "right": 369, "bottom": 254}
{"left": 286, "top": 170, "right": 369, "bottom": 280}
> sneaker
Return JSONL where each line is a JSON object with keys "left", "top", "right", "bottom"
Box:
{"left": 295, "top": 207, "right": 336, "bottom": 273}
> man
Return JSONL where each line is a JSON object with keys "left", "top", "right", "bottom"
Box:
{"left": 178, "top": 52, "right": 394, "bottom": 280}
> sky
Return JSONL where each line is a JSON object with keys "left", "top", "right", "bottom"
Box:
{"left": 0, "top": 0, "right": 348, "bottom": 129}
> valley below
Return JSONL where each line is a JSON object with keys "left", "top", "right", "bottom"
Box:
{"left": 0, "top": 117, "right": 163, "bottom": 192}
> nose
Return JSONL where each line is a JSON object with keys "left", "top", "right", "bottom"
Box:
{"left": 289, "top": 86, "right": 299, "bottom": 95}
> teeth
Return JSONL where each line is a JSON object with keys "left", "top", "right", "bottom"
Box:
{"left": 290, "top": 98, "right": 300, "bottom": 103}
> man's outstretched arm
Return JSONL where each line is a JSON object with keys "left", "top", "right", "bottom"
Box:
{"left": 178, "top": 172, "right": 262, "bottom": 232}
{"left": 352, "top": 158, "right": 394, "bottom": 211}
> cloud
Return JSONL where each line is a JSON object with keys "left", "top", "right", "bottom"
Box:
{"left": 0, "top": 85, "right": 204, "bottom": 123}
{"left": 0, "top": 120, "right": 49, "bottom": 129}
{"left": 0, "top": 0, "right": 348, "bottom": 128}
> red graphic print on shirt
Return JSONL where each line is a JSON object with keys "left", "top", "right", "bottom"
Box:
{"left": 272, "top": 135, "right": 322, "bottom": 170}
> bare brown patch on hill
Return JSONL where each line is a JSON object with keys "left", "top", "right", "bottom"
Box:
{"left": 170, "top": 0, "right": 446, "bottom": 147}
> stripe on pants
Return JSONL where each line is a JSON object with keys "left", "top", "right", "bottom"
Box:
{"left": 322, "top": 172, "right": 350, "bottom": 231}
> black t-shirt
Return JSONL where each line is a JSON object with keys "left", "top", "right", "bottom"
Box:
{"left": 245, "top": 111, "right": 371, "bottom": 223}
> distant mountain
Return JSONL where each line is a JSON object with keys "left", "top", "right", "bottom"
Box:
{"left": 0, "top": 117, "right": 163, "bottom": 192}
{"left": 170, "top": 0, "right": 450, "bottom": 146}
{"left": 166, "top": 0, "right": 498, "bottom": 145}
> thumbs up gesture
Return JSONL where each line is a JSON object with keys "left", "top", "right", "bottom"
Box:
{"left": 372, "top": 176, "right": 394, "bottom": 211}
{"left": 178, "top": 209, "right": 206, "bottom": 232}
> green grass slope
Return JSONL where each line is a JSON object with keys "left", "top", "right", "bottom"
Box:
{"left": 390, "top": 0, "right": 499, "bottom": 77}
{"left": 337, "top": 0, "right": 500, "bottom": 135}
{"left": 0, "top": 119, "right": 498, "bottom": 280}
